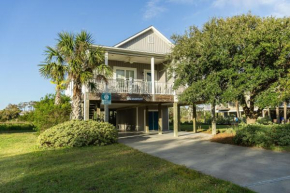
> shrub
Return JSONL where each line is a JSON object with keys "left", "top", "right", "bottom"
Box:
{"left": 256, "top": 117, "right": 273, "bottom": 125}
{"left": 0, "top": 123, "right": 35, "bottom": 131}
{"left": 38, "top": 120, "right": 118, "bottom": 148}
{"left": 271, "top": 125, "right": 290, "bottom": 146}
{"left": 216, "top": 116, "right": 234, "bottom": 125}
{"left": 33, "top": 94, "right": 71, "bottom": 131}
{"left": 233, "top": 124, "right": 290, "bottom": 148}
{"left": 0, "top": 104, "right": 21, "bottom": 121}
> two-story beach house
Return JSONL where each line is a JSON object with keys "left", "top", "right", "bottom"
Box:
{"left": 66, "top": 26, "right": 187, "bottom": 136}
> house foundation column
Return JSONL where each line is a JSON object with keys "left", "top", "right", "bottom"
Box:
{"left": 192, "top": 104, "right": 197, "bottom": 133}
{"left": 96, "top": 103, "right": 101, "bottom": 120}
{"left": 173, "top": 102, "right": 179, "bottom": 137}
{"left": 145, "top": 106, "right": 149, "bottom": 133}
{"left": 136, "top": 107, "right": 139, "bottom": 131}
{"left": 84, "top": 93, "right": 89, "bottom": 120}
{"left": 158, "top": 103, "right": 162, "bottom": 135}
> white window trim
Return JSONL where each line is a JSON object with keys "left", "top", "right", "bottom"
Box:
{"left": 144, "top": 69, "right": 158, "bottom": 82}
{"left": 113, "top": 66, "right": 137, "bottom": 80}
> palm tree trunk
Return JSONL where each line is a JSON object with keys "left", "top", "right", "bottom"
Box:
{"left": 71, "top": 82, "right": 82, "bottom": 120}
{"left": 55, "top": 88, "right": 61, "bottom": 105}
{"left": 235, "top": 101, "right": 240, "bottom": 118}
{"left": 276, "top": 106, "right": 280, "bottom": 124}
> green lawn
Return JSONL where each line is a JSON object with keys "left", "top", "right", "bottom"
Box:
{"left": 0, "top": 131, "right": 252, "bottom": 193}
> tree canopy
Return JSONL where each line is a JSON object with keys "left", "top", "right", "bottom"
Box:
{"left": 171, "top": 14, "right": 290, "bottom": 121}
{"left": 40, "top": 31, "right": 112, "bottom": 119}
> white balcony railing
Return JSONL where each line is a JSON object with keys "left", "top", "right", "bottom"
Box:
{"left": 92, "top": 79, "right": 174, "bottom": 95}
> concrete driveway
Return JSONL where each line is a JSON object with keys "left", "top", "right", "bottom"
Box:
{"left": 119, "top": 132, "right": 290, "bottom": 193}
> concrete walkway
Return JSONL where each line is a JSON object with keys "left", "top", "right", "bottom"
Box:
{"left": 119, "top": 132, "right": 290, "bottom": 193}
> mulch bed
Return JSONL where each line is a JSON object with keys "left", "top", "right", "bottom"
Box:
{"left": 210, "top": 133, "right": 235, "bottom": 145}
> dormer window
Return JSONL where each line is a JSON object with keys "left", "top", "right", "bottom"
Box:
{"left": 148, "top": 35, "right": 154, "bottom": 44}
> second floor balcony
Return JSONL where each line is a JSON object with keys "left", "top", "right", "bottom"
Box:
{"left": 92, "top": 79, "right": 174, "bottom": 95}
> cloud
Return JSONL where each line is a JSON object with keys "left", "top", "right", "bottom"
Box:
{"left": 167, "top": 0, "right": 197, "bottom": 4}
{"left": 272, "top": 1, "right": 290, "bottom": 17}
{"left": 143, "top": 0, "right": 200, "bottom": 20}
{"left": 212, "top": 0, "right": 290, "bottom": 17}
{"left": 143, "top": 0, "right": 167, "bottom": 20}
{"left": 212, "top": 0, "right": 276, "bottom": 8}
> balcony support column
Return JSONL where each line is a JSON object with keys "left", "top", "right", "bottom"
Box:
{"left": 145, "top": 106, "right": 149, "bottom": 133}
{"left": 158, "top": 103, "right": 162, "bottom": 135}
{"left": 173, "top": 102, "right": 179, "bottom": 137}
{"left": 151, "top": 57, "right": 155, "bottom": 95}
{"left": 104, "top": 52, "right": 109, "bottom": 122}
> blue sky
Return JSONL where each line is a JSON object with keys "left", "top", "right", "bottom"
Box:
{"left": 1, "top": 0, "right": 290, "bottom": 109}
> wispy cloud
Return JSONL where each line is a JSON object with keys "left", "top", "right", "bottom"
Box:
{"left": 212, "top": 0, "right": 276, "bottom": 8}
{"left": 212, "top": 0, "right": 290, "bottom": 17}
{"left": 143, "top": 0, "right": 290, "bottom": 20}
{"left": 143, "top": 0, "right": 167, "bottom": 20}
{"left": 143, "top": 0, "right": 200, "bottom": 20}
{"left": 167, "top": 0, "right": 197, "bottom": 4}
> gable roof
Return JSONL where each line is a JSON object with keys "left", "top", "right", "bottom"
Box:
{"left": 114, "top": 26, "right": 173, "bottom": 48}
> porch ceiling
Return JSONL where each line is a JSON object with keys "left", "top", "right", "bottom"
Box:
{"left": 108, "top": 53, "right": 166, "bottom": 64}
{"left": 100, "top": 103, "right": 140, "bottom": 109}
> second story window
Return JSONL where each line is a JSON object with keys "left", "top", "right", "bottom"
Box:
{"left": 115, "top": 68, "right": 136, "bottom": 81}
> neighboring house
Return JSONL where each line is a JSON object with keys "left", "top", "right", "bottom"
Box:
{"left": 66, "top": 26, "right": 183, "bottom": 134}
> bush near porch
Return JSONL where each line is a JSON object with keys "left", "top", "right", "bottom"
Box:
{"left": 38, "top": 120, "right": 117, "bottom": 148}
{"left": 233, "top": 124, "right": 290, "bottom": 148}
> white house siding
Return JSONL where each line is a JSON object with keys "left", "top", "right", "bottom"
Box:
{"left": 118, "top": 30, "right": 171, "bottom": 54}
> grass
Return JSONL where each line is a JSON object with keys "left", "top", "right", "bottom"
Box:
{"left": 0, "top": 132, "right": 252, "bottom": 193}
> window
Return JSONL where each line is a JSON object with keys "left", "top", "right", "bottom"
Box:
{"left": 116, "top": 69, "right": 125, "bottom": 80}
{"left": 126, "top": 70, "right": 134, "bottom": 80}
{"left": 114, "top": 67, "right": 136, "bottom": 81}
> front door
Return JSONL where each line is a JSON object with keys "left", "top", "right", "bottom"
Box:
{"left": 149, "top": 112, "right": 158, "bottom": 130}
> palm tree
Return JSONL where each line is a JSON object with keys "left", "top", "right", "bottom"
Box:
{"left": 40, "top": 31, "right": 111, "bottom": 119}
{"left": 39, "top": 51, "right": 67, "bottom": 105}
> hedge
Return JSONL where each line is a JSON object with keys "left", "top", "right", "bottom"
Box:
{"left": 233, "top": 124, "right": 290, "bottom": 148}
{"left": 38, "top": 120, "right": 118, "bottom": 148}
{"left": 0, "top": 123, "right": 35, "bottom": 131}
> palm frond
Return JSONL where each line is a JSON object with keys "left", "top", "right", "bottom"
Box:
{"left": 57, "top": 32, "right": 75, "bottom": 59}
{"left": 94, "top": 64, "right": 113, "bottom": 78}
{"left": 87, "top": 81, "right": 97, "bottom": 92}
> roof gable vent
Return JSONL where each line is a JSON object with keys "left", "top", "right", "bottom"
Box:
{"left": 148, "top": 35, "right": 154, "bottom": 44}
